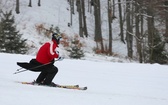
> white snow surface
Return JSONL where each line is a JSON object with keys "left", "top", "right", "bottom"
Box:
{"left": 1, "top": 0, "right": 168, "bottom": 104}
{"left": 0, "top": 53, "right": 168, "bottom": 105}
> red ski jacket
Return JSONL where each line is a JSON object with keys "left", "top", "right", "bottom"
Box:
{"left": 36, "top": 40, "right": 59, "bottom": 64}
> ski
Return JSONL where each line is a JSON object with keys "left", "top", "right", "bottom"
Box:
{"left": 56, "top": 84, "right": 87, "bottom": 90}
{"left": 16, "top": 81, "right": 87, "bottom": 90}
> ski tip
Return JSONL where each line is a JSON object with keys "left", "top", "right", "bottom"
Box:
{"left": 80, "top": 87, "right": 87, "bottom": 90}
{"left": 84, "top": 87, "right": 87, "bottom": 90}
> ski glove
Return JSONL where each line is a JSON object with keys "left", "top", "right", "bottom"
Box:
{"left": 58, "top": 56, "right": 64, "bottom": 61}
{"left": 56, "top": 51, "right": 59, "bottom": 54}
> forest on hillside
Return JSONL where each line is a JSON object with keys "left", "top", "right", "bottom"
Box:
{"left": 0, "top": 0, "right": 168, "bottom": 64}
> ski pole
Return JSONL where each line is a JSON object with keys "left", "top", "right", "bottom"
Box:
{"left": 14, "top": 69, "right": 28, "bottom": 74}
{"left": 17, "top": 67, "right": 24, "bottom": 71}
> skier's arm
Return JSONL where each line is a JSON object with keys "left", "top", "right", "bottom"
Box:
{"left": 48, "top": 42, "right": 59, "bottom": 59}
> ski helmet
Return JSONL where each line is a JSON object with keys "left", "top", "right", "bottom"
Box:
{"left": 52, "top": 33, "right": 62, "bottom": 44}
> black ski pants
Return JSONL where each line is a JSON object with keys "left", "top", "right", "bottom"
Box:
{"left": 36, "top": 66, "right": 58, "bottom": 85}
{"left": 29, "top": 59, "right": 58, "bottom": 85}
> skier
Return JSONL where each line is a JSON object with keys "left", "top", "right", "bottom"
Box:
{"left": 17, "top": 33, "right": 63, "bottom": 86}
{"left": 16, "top": 33, "right": 87, "bottom": 90}
{"left": 34, "top": 33, "right": 63, "bottom": 86}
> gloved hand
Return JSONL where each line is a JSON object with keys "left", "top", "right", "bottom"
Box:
{"left": 58, "top": 56, "right": 64, "bottom": 61}
{"left": 56, "top": 51, "right": 59, "bottom": 54}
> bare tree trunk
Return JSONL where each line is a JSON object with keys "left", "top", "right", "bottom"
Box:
{"left": 28, "top": 0, "right": 32, "bottom": 7}
{"left": 77, "top": 0, "right": 83, "bottom": 37}
{"left": 68, "top": 0, "right": 74, "bottom": 27}
{"left": 118, "top": 0, "right": 125, "bottom": 43}
{"left": 72, "top": 0, "right": 75, "bottom": 14}
{"left": 126, "top": 0, "right": 133, "bottom": 58}
{"left": 38, "top": 0, "right": 41, "bottom": 6}
{"left": 108, "top": 0, "right": 113, "bottom": 55}
{"left": 88, "top": 0, "right": 90, "bottom": 12}
{"left": 15, "top": 0, "right": 20, "bottom": 14}
{"left": 81, "top": 0, "right": 88, "bottom": 37}
{"left": 88, "top": 0, "right": 93, "bottom": 13}
{"left": 164, "top": 1, "right": 168, "bottom": 42}
{"left": 147, "top": 1, "right": 155, "bottom": 63}
{"left": 165, "top": 13, "right": 168, "bottom": 42}
{"left": 94, "top": 0, "right": 104, "bottom": 52}
{"left": 70, "top": 0, "right": 73, "bottom": 26}
{"left": 0, "top": 1, "right": 2, "bottom": 14}
{"left": 135, "top": 0, "right": 142, "bottom": 63}
{"left": 141, "top": 12, "right": 145, "bottom": 62}
{"left": 70, "top": 0, "right": 75, "bottom": 14}
{"left": 112, "top": 0, "right": 115, "bottom": 19}
{"left": 90, "top": 0, "right": 94, "bottom": 13}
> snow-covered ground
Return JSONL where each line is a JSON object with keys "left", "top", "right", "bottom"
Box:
{"left": 1, "top": 1, "right": 168, "bottom": 104}
{"left": 0, "top": 53, "right": 168, "bottom": 105}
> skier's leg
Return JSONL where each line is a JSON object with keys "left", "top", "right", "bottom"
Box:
{"left": 43, "top": 66, "right": 58, "bottom": 85}
{"left": 36, "top": 70, "right": 47, "bottom": 83}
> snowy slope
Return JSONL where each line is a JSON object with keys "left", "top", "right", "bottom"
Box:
{"left": 0, "top": 53, "right": 168, "bottom": 105}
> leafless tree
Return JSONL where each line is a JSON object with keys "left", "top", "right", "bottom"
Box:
{"left": 126, "top": 0, "right": 133, "bottom": 58}
{"left": 134, "top": 0, "right": 143, "bottom": 63}
{"left": 76, "top": 0, "right": 83, "bottom": 37}
{"left": 15, "top": 0, "right": 20, "bottom": 14}
{"left": 108, "top": 0, "right": 113, "bottom": 55}
{"left": 81, "top": 0, "right": 88, "bottom": 37}
{"left": 118, "top": 0, "right": 125, "bottom": 43}
{"left": 94, "top": 0, "right": 104, "bottom": 52}
{"left": 38, "top": 0, "right": 41, "bottom": 6}
{"left": 28, "top": 0, "right": 32, "bottom": 7}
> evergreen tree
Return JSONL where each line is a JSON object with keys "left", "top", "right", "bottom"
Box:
{"left": 144, "top": 28, "right": 168, "bottom": 64}
{"left": 0, "top": 10, "right": 27, "bottom": 54}
{"left": 151, "top": 29, "right": 168, "bottom": 64}
{"left": 67, "top": 37, "right": 84, "bottom": 59}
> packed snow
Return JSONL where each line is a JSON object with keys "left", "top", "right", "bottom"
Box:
{"left": 0, "top": 53, "right": 168, "bottom": 105}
